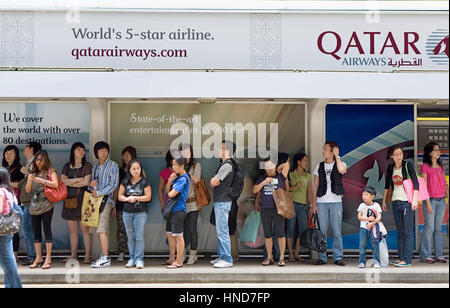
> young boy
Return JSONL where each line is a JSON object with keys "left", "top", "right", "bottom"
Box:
{"left": 357, "top": 186, "right": 382, "bottom": 269}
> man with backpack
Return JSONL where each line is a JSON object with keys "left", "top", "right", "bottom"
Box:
{"left": 209, "top": 140, "right": 243, "bottom": 268}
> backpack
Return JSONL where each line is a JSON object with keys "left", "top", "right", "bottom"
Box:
{"left": 227, "top": 159, "right": 244, "bottom": 200}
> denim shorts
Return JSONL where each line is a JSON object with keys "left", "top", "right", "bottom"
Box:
{"left": 165, "top": 211, "right": 186, "bottom": 236}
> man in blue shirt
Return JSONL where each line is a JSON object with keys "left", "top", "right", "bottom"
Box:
{"left": 89, "top": 141, "right": 119, "bottom": 268}
{"left": 165, "top": 156, "right": 190, "bottom": 269}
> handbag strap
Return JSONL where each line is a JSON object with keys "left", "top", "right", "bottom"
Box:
{"left": 74, "top": 163, "right": 87, "bottom": 198}
{"left": 313, "top": 212, "right": 321, "bottom": 230}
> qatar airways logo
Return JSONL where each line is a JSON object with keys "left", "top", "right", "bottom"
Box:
{"left": 426, "top": 30, "right": 449, "bottom": 66}
{"left": 317, "top": 31, "right": 424, "bottom": 68}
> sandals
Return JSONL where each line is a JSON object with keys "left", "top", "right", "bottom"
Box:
{"left": 29, "top": 261, "right": 44, "bottom": 269}
{"left": 167, "top": 263, "right": 183, "bottom": 269}
{"left": 278, "top": 259, "right": 286, "bottom": 267}
{"left": 262, "top": 259, "right": 274, "bottom": 266}
{"left": 162, "top": 259, "right": 176, "bottom": 265}
{"left": 42, "top": 263, "right": 52, "bottom": 270}
{"left": 62, "top": 257, "right": 78, "bottom": 264}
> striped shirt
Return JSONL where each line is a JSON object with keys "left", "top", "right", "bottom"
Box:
{"left": 92, "top": 159, "right": 119, "bottom": 207}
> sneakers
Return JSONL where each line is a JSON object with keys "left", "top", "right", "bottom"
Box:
{"left": 91, "top": 255, "right": 111, "bottom": 268}
{"left": 373, "top": 264, "right": 381, "bottom": 269}
{"left": 136, "top": 260, "right": 144, "bottom": 269}
{"left": 210, "top": 258, "right": 221, "bottom": 265}
{"left": 125, "top": 259, "right": 135, "bottom": 268}
{"left": 358, "top": 263, "right": 365, "bottom": 269}
{"left": 213, "top": 260, "right": 233, "bottom": 268}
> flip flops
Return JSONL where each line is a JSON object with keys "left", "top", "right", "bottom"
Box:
{"left": 167, "top": 263, "right": 183, "bottom": 269}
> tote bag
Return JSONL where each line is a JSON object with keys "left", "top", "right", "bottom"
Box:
{"left": 403, "top": 163, "right": 429, "bottom": 203}
{"left": 239, "top": 211, "right": 261, "bottom": 243}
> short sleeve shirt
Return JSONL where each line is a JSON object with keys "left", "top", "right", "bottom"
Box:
{"left": 357, "top": 202, "right": 382, "bottom": 230}
{"left": 171, "top": 174, "right": 190, "bottom": 213}
{"left": 256, "top": 173, "right": 287, "bottom": 209}
{"left": 120, "top": 177, "right": 151, "bottom": 213}
{"left": 420, "top": 163, "right": 447, "bottom": 198}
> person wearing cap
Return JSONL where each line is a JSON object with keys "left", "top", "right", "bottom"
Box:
{"left": 357, "top": 186, "right": 382, "bottom": 269}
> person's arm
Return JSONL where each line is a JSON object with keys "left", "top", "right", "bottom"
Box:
{"left": 32, "top": 170, "right": 58, "bottom": 189}
{"left": 0, "top": 194, "right": 3, "bottom": 213}
{"left": 253, "top": 177, "right": 273, "bottom": 194}
{"left": 128, "top": 186, "right": 152, "bottom": 203}
{"left": 210, "top": 163, "right": 232, "bottom": 188}
{"left": 421, "top": 172, "right": 433, "bottom": 214}
{"left": 382, "top": 166, "right": 391, "bottom": 212}
{"left": 168, "top": 176, "right": 185, "bottom": 199}
{"left": 255, "top": 191, "right": 261, "bottom": 211}
{"left": 71, "top": 174, "right": 92, "bottom": 188}
{"left": 25, "top": 174, "right": 33, "bottom": 193}
{"left": 382, "top": 189, "right": 388, "bottom": 212}
{"left": 367, "top": 211, "right": 382, "bottom": 230}
{"left": 118, "top": 184, "right": 128, "bottom": 203}
{"left": 280, "top": 162, "right": 290, "bottom": 179}
{"left": 96, "top": 164, "right": 119, "bottom": 199}
{"left": 190, "top": 162, "right": 201, "bottom": 185}
{"left": 158, "top": 177, "right": 166, "bottom": 208}
{"left": 166, "top": 173, "right": 177, "bottom": 194}
{"left": 168, "top": 188, "right": 180, "bottom": 199}
{"left": 333, "top": 147, "right": 347, "bottom": 174}
{"left": 358, "top": 211, "right": 371, "bottom": 222}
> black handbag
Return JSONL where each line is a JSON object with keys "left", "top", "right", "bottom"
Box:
{"left": 162, "top": 194, "right": 181, "bottom": 220}
{"left": 300, "top": 213, "right": 327, "bottom": 253}
{"left": 161, "top": 175, "right": 186, "bottom": 220}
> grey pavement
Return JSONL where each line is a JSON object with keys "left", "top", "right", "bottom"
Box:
{"left": 2, "top": 256, "right": 449, "bottom": 286}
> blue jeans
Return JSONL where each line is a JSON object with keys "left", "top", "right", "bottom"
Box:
{"left": 286, "top": 202, "right": 308, "bottom": 238}
{"left": 392, "top": 200, "right": 415, "bottom": 264}
{"left": 317, "top": 202, "right": 343, "bottom": 263}
{"left": 420, "top": 198, "right": 447, "bottom": 260}
{"left": 359, "top": 228, "right": 380, "bottom": 265}
{"left": 0, "top": 235, "right": 22, "bottom": 288}
{"left": 21, "top": 205, "right": 36, "bottom": 259}
{"left": 122, "top": 211, "right": 148, "bottom": 263}
{"left": 214, "top": 202, "right": 233, "bottom": 263}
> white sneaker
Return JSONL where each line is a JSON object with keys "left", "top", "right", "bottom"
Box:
{"left": 125, "top": 259, "right": 135, "bottom": 268}
{"left": 213, "top": 260, "right": 233, "bottom": 268}
{"left": 373, "top": 263, "right": 381, "bottom": 269}
{"left": 358, "top": 263, "right": 365, "bottom": 269}
{"left": 117, "top": 253, "right": 125, "bottom": 262}
{"left": 91, "top": 255, "right": 111, "bottom": 268}
{"left": 210, "top": 258, "right": 221, "bottom": 265}
{"left": 136, "top": 260, "right": 144, "bottom": 269}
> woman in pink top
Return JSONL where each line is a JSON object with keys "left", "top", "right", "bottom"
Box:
{"left": 158, "top": 151, "right": 174, "bottom": 210}
{"left": 420, "top": 142, "right": 449, "bottom": 263}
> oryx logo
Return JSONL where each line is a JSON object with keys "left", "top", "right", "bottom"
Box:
{"left": 427, "top": 30, "right": 449, "bottom": 66}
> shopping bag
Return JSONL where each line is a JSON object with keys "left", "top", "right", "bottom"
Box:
{"left": 239, "top": 211, "right": 261, "bottom": 243}
{"left": 379, "top": 237, "right": 389, "bottom": 267}
{"left": 81, "top": 191, "right": 104, "bottom": 228}
{"left": 272, "top": 188, "right": 295, "bottom": 219}
{"left": 244, "top": 223, "right": 265, "bottom": 248}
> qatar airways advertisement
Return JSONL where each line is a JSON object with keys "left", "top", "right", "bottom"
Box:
{"left": 0, "top": 10, "right": 448, "bottom": 71}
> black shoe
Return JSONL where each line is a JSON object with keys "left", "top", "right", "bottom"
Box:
{"left": 21, "top": 258, "right": 34, "bottom": 266}
{"left": 334, "top": 259, "right": 346, "bottom": 266}
{"left": 314, "top": 260, "right": 326, "bottom": 265}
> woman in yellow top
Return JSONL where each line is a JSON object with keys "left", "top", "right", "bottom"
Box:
{"left": 287, "top": 153, "right": 313, "bottom": 261}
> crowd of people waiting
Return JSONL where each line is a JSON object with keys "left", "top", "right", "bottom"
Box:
{"left": 0, "top": 139, "right": 448, "bottom": 288}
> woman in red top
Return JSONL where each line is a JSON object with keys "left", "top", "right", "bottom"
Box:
{"left": 419, "top": 142, "right": 449, "bottom": 263}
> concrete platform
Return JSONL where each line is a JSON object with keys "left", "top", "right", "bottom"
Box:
{"left": 3, "top": 257, "right": 449, "bottom": 285}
